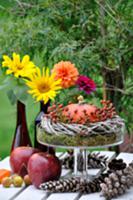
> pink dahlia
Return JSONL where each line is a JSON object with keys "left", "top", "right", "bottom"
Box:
{"left": 76, "top": 75, "right": 96, "bottom": 94}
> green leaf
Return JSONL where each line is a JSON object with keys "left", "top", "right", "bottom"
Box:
{"left": 7, "top": 89, "right": 17, "bottom": 105}
{"left": 13, "top": 84, "right": 28, "bottom": 104}
{"left": 0, "top": 84, "right": 8, "bottom": 90}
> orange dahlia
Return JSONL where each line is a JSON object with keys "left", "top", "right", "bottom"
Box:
{"left": 52, "top": 61, "right": 79, "bottom": 88}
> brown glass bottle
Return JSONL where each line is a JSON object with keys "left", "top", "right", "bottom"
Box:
{"left": 34, "top": 101, "right": 55, "bottom": 154}
{"left": 11, "top": 100, "right": 32, "bottom": 152}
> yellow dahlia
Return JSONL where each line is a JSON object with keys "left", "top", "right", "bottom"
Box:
{"left": 25, "top": 67, "right": 62, "bottom": 104}
{"left": 2, "top": 53, "right": 36, "bottom": 78}
{"left": 52, "top": 61, "right": 79, "bottom": 88}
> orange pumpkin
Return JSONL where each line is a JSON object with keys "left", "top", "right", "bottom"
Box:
{"left": 63, "top": 96, "right": 97, "bottom": 124}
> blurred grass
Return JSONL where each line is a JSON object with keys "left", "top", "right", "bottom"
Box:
{"left": 0, "top": 0, "right": 39, "bottom": 159}
{"left": 0, "top": 90, "right": 15, "bottom": 159}
{"left": 0, "top": 0, "right": 12, "bottom": 7}
{"left": 0, "top": 88, "right": 39, "bottom": 159}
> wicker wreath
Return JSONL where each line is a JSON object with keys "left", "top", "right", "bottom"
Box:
{"left": 40, "top": 115, "right": 125, "bottom": 137}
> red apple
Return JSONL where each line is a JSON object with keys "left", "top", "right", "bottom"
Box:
{"left": 28, "top": 152, "right": 61, "bottom": 188}
{"left": 10, "top": 146, "right": 39, "bottom": 177}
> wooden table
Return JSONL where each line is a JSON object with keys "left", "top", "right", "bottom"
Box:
{"left": 0, "top": 151, "right": 133, "bottom": 200}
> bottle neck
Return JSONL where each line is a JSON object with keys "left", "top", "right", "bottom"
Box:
{"left": 40, "top": 100, "right": 50, "bottom": 114}
{"left": 17, "top": 100, "right": 27, "bottom": 125}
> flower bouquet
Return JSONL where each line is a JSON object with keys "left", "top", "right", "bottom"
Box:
{"left": 33, "top": 61, "right": 125, "bottom": 148}
{"left": 1, "top": 53, "right": 125, "bottom": 178}
{"left": 29, "top": 60, "right": 124, "bottom": 177}
{"left": 1, "top": 54, "right": 125, "bottom": 149}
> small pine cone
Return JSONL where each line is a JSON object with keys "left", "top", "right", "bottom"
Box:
{"left": 129, "top": 161, "right": 133, "bottom": 168}
{"left": 40, "top": 177, "right": 81, "bottom": 192}
{"left": 108, "top": 158, "right": 127, "bottom": 171}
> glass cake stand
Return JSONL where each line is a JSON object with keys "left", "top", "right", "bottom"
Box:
{"left": 37, "top": 123, "right": 125, "bottom": 178}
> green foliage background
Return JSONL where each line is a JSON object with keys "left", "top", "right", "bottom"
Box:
{"left": 0, "top": 0, "right": 132, "bottom": 158}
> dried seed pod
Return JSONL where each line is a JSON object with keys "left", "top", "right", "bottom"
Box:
{"left": 101, "top": 162, "right": 133, "bottom": 199}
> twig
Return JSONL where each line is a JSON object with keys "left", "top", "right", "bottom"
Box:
{"left": 40, "top": 116, "right": 124, "bottom": 137}
{"left": 95, "top": 0, "right": 118, "bottom": 23}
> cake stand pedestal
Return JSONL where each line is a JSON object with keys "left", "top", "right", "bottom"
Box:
{"left": 73, "top": 148, "right": 88, "bottom": 176}
{"left": 37, "top": 138, "right": 124, "bottom": 179}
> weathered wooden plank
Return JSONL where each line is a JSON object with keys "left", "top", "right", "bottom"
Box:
{"left": 14, "top": 185, "right": 47, "bottom": 200}
{"left": 0, "top": 156, "right": 10, "bottom": 170}
{"left": 87, "top": 169, "right": 101, "bottom": 177}
{"left": 59, "top": 152, "right": 69, "bottom": 160}
{"left": 79, "top": 192, "right": 104, "bottom": 200}
{"left": 46, "top": 192, "right": 80, "bottom": 200}
{"left": 117, "top": 152, "right": 133, "bottom": 164}
{"left": 0, "top": 185, "right": 25, "bottom": 200}
{"left": 93, "top": 151, "right": 116, "bottom": 162}
{"left": 61, "top": 169, "right": 71, "bottom": 177}
{"left": 56, "top": 152, "right": 64, "bottom": 158}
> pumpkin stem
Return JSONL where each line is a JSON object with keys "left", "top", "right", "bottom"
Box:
{"left": 77, "top": 95, "right": 85, "bottom": 104}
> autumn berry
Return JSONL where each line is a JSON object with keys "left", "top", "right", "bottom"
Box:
{"left": 24, "top": 174, "right": 32, "bottom": 186}
{"left": 12, "top": 176, "right": 23, "bottom": 187}
{"left": 2, "top": 177, "right": 12, "bottom": 188}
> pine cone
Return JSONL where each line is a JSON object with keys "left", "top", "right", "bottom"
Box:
{"left": 80, "top": 173, "right": 109, "bottom": 193}
{"left": 88, "top": 153, "right": 108, "bottom": 169}
{"left": 61, "top": 152, "right": 108, "bottom": 171}
{"left": 108, "top": 158, "right": 127, "bottom": 171}
{"left": 40, "top": 173, "right": 110, "bottom": 194}
{"left": 61, "top": 154, "right": 74, "bottom": 169}
{"left": 40, "top": 177, "right": 81, "bottom": 192}
{"left": 100, "top": 162, "right": 133, "bottom": 200}
{"left": 40, "top": 161, "right": 132, "bottom": 195}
